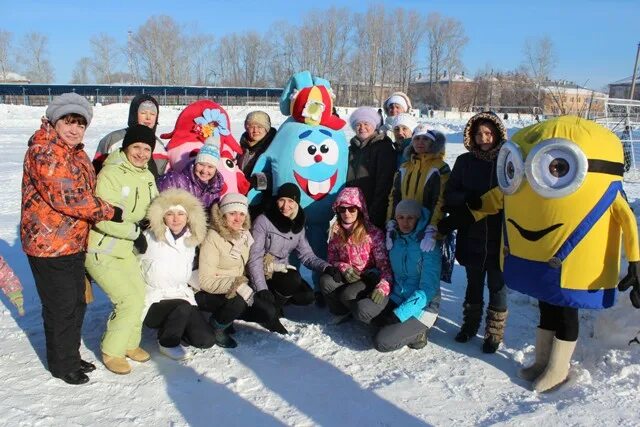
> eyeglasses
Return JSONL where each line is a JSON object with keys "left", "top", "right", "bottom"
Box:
{"left": 337, "top": 206, "right": 358, "bottom": 214}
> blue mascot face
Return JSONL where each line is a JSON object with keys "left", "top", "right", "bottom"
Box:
{"left": 293, "top": 128, "right": 341, "bottom": 201}
{"left": 248, "top": 118, "right": 348, "bottom": 224}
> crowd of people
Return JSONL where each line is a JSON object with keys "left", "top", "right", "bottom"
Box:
{"left": 6, "top": 83, "right": 635, "bottom": 396}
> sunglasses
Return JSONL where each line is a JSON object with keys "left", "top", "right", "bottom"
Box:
{"left": 337, "top": 206, "right": 358, "bottom": 214}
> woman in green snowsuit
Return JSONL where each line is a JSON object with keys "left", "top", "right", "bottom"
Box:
{"left": 86, "top": 125, "right": 158, "bottom": 375}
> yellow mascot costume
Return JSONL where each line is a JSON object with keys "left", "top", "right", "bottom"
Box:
{"left": 439, "top": 116, "right": 640, "bottom": 392}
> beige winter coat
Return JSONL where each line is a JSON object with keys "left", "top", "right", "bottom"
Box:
{"left": 196, "top": 204, "right": 254, "bottom": 299}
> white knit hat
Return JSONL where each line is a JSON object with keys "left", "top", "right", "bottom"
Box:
{"left": 219, "top": 193, "right": 248, "bottom": 215}
{"left": 392, "top": 113, "right": 418, "bottom": 132}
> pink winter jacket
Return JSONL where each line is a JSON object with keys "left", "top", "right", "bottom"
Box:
{"left": 0, "top": 255, "right": 22, "bottom": 297}
{"left": 327, "top": 187, "right": 393, "bottom": 295}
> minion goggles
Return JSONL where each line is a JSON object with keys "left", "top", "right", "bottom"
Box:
{"left": 497, "top": 138, "right": 625, "bottom": 198}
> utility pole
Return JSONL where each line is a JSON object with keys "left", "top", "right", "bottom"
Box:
{"left": 630, "top": 42, "right": 640, "bottom": 100}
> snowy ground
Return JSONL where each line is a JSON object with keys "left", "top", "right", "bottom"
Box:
{"left": 1, "top": 104, "right": 639, "bottom": 426}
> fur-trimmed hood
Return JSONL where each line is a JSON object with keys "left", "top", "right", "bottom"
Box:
{"left": 265, "top": 202, "right": 306, "bottom": 234}
{"left": 147, "top": 188, "right": 207, "bottom": 247}
{"left": 463, "top": 111, "right": 507, "bottom": 161}
{"left": 209, "top": 203, "right": 252, "bottom": 242}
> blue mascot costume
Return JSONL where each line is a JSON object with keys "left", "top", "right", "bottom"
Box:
{"left": 248, "top": 71, "right": 349, "bottom": 290}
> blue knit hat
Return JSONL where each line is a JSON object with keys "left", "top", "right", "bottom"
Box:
{"left": 195, "top": 141, "right": 220, "bottom": 166}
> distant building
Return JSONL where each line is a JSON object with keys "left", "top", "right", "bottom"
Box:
{"left": 542, "top": 81, "right": 607, "bottom": 115}
{"left": 609, "top": 76, "right": 640, "bottom": 100}
{"left": 408, "top": 71, "right": 476, "bottom": 111}
{"left": 0, "top": 71, "right": 30, "bottom": 84}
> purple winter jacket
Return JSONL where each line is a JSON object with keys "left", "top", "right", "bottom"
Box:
{"left": 248, "top": 206, "right": 330, "bottom": 292}
{"left": 156, "top": 160, "right": 224, "bottom": 211}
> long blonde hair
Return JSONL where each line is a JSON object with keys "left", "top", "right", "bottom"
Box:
{"left": 334, "top": 211, "right": 368, "bottom": 245}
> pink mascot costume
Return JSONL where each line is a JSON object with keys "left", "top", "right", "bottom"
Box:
{"left": 161, "top": 100, "right": 250, "bottom": 196}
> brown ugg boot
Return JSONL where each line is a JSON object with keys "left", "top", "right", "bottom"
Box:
{"left": 455, "top": 303, "right": 483, "bottom": 343}
{"left": 519, "top": 328, "right": 555, "bottom": 381}
{"left": 103, "top": 353, "right": 131, "bottom": 375}
{"left": 125, "top": 347, "right": 151, "bottom": 362}
{"left": 533, "top": 337, "right": 577, "bottom": 392}
{"left": 483, "top": 307, "right": 508, "bottom": 353}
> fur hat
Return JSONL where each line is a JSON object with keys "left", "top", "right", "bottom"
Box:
{"left": 349, "top": 107, "right": 380, "bottom": 131}
{"left": 146, "top": 188, "right": 207, "bottom": 247}
{"left": 195, "top": 140, "right": 220, "bottom": 166}
{"left": 392, "top": 113, "right": 418, "bottom": 132}
{"left": 219, "top": 193, "right": 249, "bottom": 216}
{"left": 46, "top": 93, "right": 93, "bottom": 126}
{"left": 394, "top": 199, "right": 421, "bottom": 218}
{"left": 245, "top": 111, "right": 271, "bottom": 130}
{"left": 123, "top": 124, "right": 156, "bottom": 151}
{"left": 276, "top": 183, "right": 301, "bottom": 205}
{"left": 384, "top": 92, "right": 412, "bottom": 114}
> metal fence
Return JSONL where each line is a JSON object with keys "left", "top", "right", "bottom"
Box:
{"left": 592, "top": 97, "right": 640, "bottom": 182}
{"left": 0, "top": 84, "right": 283, "bottom": 107}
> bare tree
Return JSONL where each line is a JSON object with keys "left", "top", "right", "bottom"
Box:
{"left": 264, "top": 21, "right": 297, "bottom": 87}
{"left": 351, "top": 4, "right": 387, "bottom": 104}
{"left": 523, "top": 35, "right": 556, "bottom": 107}
{"left": 188, "top": 33, "right": 216, "bottom": 85}
{"left": 90, "top": 33, "right": 121, "bottom": 84}
{"left": 17, "top": 32, "right": 54, "bottom": 83}
{"left": 129, "top": 16, "right": 189, "bottom": 84}
{"left": 425, "top": 13, "right": 468, "bottom": 84}
{"left": 0, "top": 30, "right": 12, "bottom": 79}
{"left": 394, "top": 9, "right": 426, "bottom": 93}
{"left": 71, "top": 57, "right": 93, "bottom": 84}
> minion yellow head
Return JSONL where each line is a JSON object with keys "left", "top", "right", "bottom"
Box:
{"left": 495, "top": 116, "right": 631, "bottom": 308}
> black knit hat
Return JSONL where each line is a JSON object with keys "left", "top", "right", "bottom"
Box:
{"left": 122, "top": 124, "right": 156, "bottom": 151}
{"left": 276, "top": 183, "right": 301, "bottom": 204}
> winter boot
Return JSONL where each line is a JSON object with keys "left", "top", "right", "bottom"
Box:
{"left": 518, "top": 328, "right": 556, "bottom": 381}
{"left": 125, "top": 347, "right": 151, "bottom": 362}
{"left": 102, "top": 353, "right": 131, "bottom": 375}
{"left": 455, "top": 303, "right": 483, "bottom": 343}
{"left": 407, "top": 329, "right": 429, "bottom": 350}
{"left": 273, "top": 289, "right": 290, "bottom": 319}
{"left": 263, "top": 317, "right": 289, "bottom": 335}
{"left": 533, "top": 337, "right": 577, "bottom": 393}
{"left": 483, "top": 307, "right": 508, "bottom": 353}
{"left": 210, "top": 318, "right": 238, "bottom": 348}
{"left": 159, "top": 343, "right": 192, "bottom": 360}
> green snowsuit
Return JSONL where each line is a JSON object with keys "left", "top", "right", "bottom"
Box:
{"left": 86, "top": 149, "right": 158, "bottom": 357}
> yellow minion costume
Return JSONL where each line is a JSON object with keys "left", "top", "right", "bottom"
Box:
{"left": 439, "top": 116, "right": 640, "bottom": 392}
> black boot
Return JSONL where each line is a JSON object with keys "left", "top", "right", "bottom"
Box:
{"left": 263, "top": 317, "right": 288, "bottom": 335}
{"left": 407, "top": 329, "right": 429, "bottom": 350}
{"left": 56, "top": 370, "right": 90, "bottom": 385}
{"left": 79, "top": 360, "right": 96, "bottom": 374}
{"left": 209, "top": 317, "right": 238, "bottom": 348}
{"left": 213, "top": 327, "right": 237, "bottom": 348}
{"left": 455, "top": 303, "right": 483, "bottom": 343}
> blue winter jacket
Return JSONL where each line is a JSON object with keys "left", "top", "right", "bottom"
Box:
{"left": 388, "top": 208, "right": 442, "bottom": 323}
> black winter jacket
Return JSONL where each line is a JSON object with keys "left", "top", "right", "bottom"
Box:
{"left": 346, "top": 132, "right": 396, "bottom": 228}
{"left": 443, "top": 112, "right": 508, "bottom": 270}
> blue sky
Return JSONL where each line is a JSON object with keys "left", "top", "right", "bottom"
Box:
{"left": 1, "top": 0, "right": 638, "bottom": 90}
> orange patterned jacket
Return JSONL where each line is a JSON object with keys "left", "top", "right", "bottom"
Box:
{"left": 21, "top": 127, "right": 115, "bottom": 257}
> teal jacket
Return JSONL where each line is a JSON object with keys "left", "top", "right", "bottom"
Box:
{"left": 388, "top": 208, "right": 442, "bottom": 323}
{"left": 87, "top": 150, "right": 158, "bottom": 259}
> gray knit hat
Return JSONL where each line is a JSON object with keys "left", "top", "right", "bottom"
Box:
{"left": 46, "top": 93, "right": 93, "bottom": 126}
{"left": 394, "top": 199, "right": 421, "bottom": 218}
{"left": 245, "top": 111, "right": 271, "bottom": 130}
